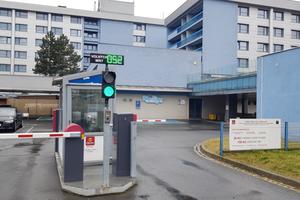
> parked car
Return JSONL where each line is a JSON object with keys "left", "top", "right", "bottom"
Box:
{"left": 0, "top": 106, "right": 23, "bottom": 132}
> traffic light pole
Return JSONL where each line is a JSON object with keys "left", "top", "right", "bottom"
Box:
{"left": 103, "top": 63, "right": 112, "bottom": 187}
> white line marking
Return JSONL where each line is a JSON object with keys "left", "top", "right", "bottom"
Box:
{"left": 193, "top": 144, "right": 300, "bottom": 193}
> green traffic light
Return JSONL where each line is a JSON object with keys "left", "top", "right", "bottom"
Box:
{"left": 103, "top": 86, "right": 115, "bottom": 97}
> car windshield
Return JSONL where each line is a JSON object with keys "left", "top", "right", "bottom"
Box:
{"left": 0, "top": 108, "right": 16, "bottom": 117}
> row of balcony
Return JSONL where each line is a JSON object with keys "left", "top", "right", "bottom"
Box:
{"left": 169, "top": 29, "right": 203, "bottom": 49}
{"left": 168, "top": 12, "right": 203, "bottom": 41}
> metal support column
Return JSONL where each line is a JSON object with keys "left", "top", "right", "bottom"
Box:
{"left": 130, "top": 121, "right": 137, "bottom": 178}
{"left": 103, "top": 106, "right": 112, "bottom": 187}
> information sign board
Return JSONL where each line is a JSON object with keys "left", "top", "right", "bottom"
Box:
{"left": 229, "top": 119, "right": 281, "bottom": 151}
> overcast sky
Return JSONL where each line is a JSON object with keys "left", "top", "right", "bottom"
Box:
{"left": 4, "top": 0, "right": 187, "bottom": 19}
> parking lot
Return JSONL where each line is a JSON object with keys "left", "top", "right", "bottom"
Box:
{"left": 0, "top": 120, "right": 299, "bottom": 200}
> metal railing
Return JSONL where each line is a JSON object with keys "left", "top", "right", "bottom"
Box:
{"left": 168, "top": 12, "right": 203, "bottom": 39}
{"left": 177, "top": 29, "right": 203, "bottom": 48}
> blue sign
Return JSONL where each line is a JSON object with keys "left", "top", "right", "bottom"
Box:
{"left": 142, "top": 96, "right": 163, "bottom": 105}
{"left": 136, "top": 100, "right": 141, "bottom": 109}
{"left": 69, "top": 74, "right": 102, "bottom": 84}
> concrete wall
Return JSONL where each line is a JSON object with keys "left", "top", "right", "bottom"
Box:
{"left": 202, "top": 95, "right": 226, "bottom": 120}
{"left": 202, "top": 0, "right": 238, "bottom": 74}
{"left": 145, "top": 24, "right": 167, "bottom": 48}
{"left": 97, "top": 44, "right": 202, "bottom": 88}
{"left": 257, "top": 48, "right": 300, "bottom": 122}
{"left": 115, "top": 93, "right": 189, "bottom": 119}
{"left": 100, "top": 19, "right": 133, "bottom": 46}
{"left": 99, "top": 0, "right": 134, "bottom": 15}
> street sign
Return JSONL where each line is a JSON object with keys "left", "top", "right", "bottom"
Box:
{"left": 90, "top": 54, "right": 124, "bottom": 65}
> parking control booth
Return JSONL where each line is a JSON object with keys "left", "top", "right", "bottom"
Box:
{"left": 53, "top": 70, "right": 137, "bottom": 196}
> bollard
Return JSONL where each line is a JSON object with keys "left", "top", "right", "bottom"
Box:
{"left": 64, "top": 123, "right": 84, "bottom": 182}
{"left": 284, "top": 122, "right": 289, "bottom": 151}
{"left": 220, "top": 122, "right": 224, "bottom": 157}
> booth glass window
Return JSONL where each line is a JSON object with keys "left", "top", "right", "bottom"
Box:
{"left": 71, "top": 89, "right": 104, "bottom": 132}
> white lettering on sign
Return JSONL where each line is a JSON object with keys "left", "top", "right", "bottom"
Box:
{"left": 229, "top": 119, "right": 281, "bottom": 151}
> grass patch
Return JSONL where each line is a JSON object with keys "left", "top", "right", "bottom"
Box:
{"left": 203, "top": 137, "right": 300, "bottom": 180}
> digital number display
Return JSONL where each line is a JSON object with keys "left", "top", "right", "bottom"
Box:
{"left": 90, "top": 53, "right": 124, "bottom": 65}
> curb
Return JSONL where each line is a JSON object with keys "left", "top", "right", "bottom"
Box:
{"left": 54, "top": 152, "right": 137, "bottom": 196}
{"left": 197, "top": 143, "right": 300, "bottom": 191}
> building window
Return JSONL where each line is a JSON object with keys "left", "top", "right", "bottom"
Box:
{"left": 35, "top": 39, "right": 43, "bottom": 47}
{"left": 257, "top": 26, "right": 269, "bottom": 36}
{"left": 134, "top": 23, "right": 146, "bottom": 31}
{"left": 134, "top": 35, "right": 146, "bottom": 43}
{"left": 274, "top": 11, "right": 284, "bottom": 21}
{"left": 14, "top": 51, "right": 27, "bottom": 59}
{"left": 14, "top": 65, "right": 26, "bottom": 72}
{"left": 0, "top": 36, "right": 11, "bottom": 44}
{"left": 70, "top": 29, "right": 81, "bottom": 37}
{"left": 71, "top": 16, "right": 81, "bottom": 24}
{"left": 0, "top": 50, "right": 11, "bottom": 58}
{"left": 36, "top": 12, "right": 48, "bottom": 20}
{"left": 238, "top": 58, "right": 249, "bottom": 68}
{"left": 84, "top": 31, "right": 98, "bottom": 38}
{"left": 291, "top": 14, "right": 300, "bottom": 23}
{"left": 274, "top": 44, "right": 284, "bottom": 52}
{"left": 52, "top": 14, "right": 63, "bottom": 22}
{"left": 84, "top": 18, "right": 98, "bottom": 26}
{"left": 84, "top": 44, "right": 97, "bottom": 51}
{"left": 257, "top": 43, "right": 269, "bottom": 52}
{"left": 51, "top": 27, "right": 63, "bottom": 35}
{"left": 257, "top": 9, "right": 269, "bottom": 19}
{"left": 238, "top": 41, "right": 249, "bottom": 51}
{"left": 83, "top": 56, "right": 89, "bottom": 63}
{"left": 0, "top": 8, "right": 12, "bottom": 17}
{"left": 0, "top": 64, "right": 10, "bottom": 72}
{"left": 239, "top": 7, "right": 249, "bottom": 16}
{"left": 0, "top": 22, "right": 12, "bottom": 30}
{"left": 292, "top": 30, "right": 300, "bottom": 39}
{"left": 36, "top": 25, "right": 48, "bottom": 34}
{"left": 238, "top": 23, "right": 249, "bottom": 34}
{"left": 274, "top": 28, "right": 284, "bottom": 37}
{"left": 15, "top": 37, "right": 27, "bottom": 45}
{"left": 15, "top": 24, "right": 28, "bottom": 32}
{"left": 15, "top": 10, "right": 28, "bottom": 18}
{"left": 71, "top": 42, "right": 81, "bottom": 50}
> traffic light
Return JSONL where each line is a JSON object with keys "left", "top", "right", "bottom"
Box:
{"left": 102, "top": 71, "right": 116, "bottom": 99}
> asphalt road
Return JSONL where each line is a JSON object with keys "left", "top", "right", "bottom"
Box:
{"left": 0, "top": 121, "right": 299, "bottom": 200}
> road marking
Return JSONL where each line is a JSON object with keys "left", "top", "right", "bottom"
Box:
{"left": 26, "top": 126, "right": 35, "bottom": 133}
{"left": 193, "top": 144, "right": 300, "bottom": 193}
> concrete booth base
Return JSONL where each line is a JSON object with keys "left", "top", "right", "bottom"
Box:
{"left": 55, "top": 153, "right": 136, "bottom": 196}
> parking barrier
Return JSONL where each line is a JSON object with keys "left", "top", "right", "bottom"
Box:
{"left": 0, "top": 132, "right": 81, "bottom": 140}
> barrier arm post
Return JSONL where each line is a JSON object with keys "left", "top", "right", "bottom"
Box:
{"left": 63, "top": 123, "right": 84, "bottom": 182}
{"left": 220, "top": 122, "right": 224, "bottom": 157}
{"left": 284, "top": 122, "right": 289, "bottom": 151}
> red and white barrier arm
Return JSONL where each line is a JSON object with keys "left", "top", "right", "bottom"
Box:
{"left": 0, "top": 132, "right": 82, "bottom": 140}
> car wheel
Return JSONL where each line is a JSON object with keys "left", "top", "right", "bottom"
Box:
{"left": 20, "top": 122, "right": 23, "bottom": 129}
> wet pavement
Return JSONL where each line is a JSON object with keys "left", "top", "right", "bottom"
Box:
{"left": 0, "top": 121, "right": 299, "bottom": 200}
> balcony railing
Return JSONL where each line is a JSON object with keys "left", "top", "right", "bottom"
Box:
{"left": 168, "top": 12, "right": 203, "bottom": 40}
{"left": 177, "top": 29, "right": 203, "bottom": 48}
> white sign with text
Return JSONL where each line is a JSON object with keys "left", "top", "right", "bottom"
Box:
{"left": 229, "top": 119, "right": 281, "bottom": 151}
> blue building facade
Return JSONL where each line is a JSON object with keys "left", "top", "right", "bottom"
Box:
{"left": 257, "top": 48, "right": 300, "bottom": 122}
